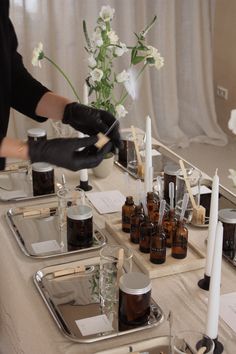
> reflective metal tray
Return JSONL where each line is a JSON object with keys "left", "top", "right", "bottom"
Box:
{"left": 6, "top": 201, "right": 106, "bottom": 259}
{"left": 34, "top": 257, "right": 164, "bottom": 343}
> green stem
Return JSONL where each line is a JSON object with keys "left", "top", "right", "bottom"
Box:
{"left": 44, "top": 55, "right": 81, "bottom": 102}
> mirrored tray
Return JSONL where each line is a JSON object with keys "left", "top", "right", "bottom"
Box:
{"left": 34, "top": 257, "right": 164, "bottom": 343}
{"left": 0, "top": 165, "right": 56, "bottom": 201}
{"left": 6, "top": 201, "right": 106, "bottom": 259}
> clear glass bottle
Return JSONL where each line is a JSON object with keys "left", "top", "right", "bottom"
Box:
{"left": 122, "top": 196, "right": 135, "bottom": 233}
{"left": 139, "top": 217, "right": 155, "bottom": 253}
{"left": 163, "top": 208, "right": 177, "bottom": 248}
{"left": 130, "top": 204, "right": 145, "bottom": 244}
{"left": 171, "top": 219, "right": 188, "bottom": 259}
{"left": 150, "top": 224, "right": 166, "bottom": 264}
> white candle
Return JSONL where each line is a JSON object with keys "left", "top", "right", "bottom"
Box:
{"left": 205, "top": 221, "right": 223, "bottom": 339}
{"left": 144, "top": 116, "right": 152, "bottom": 193}
{"left": 79, "top": 84, "right": 89, "bottom": 182}
{"left": 205, "top": 169, "right": 219, "bottom": 276}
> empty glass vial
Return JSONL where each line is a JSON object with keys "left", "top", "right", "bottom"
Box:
{"left": 32, "top": 162, "right": 55, "bottom": 196}
{"left": 150, "top": 224, "right": 166, "bottom": 264}
{"left": 171, "top": 219, "right": 188, "bottom": 259}
{"left": 27, "top": 128, "right": 47, "bottom": 142}
{"left": 163, "top": 208, "right": 177, "bottom": 248}
{"left": 122, "top": 196, "right": 135, "bottom": 233}
{"left": 130, "top": 204, "right": 145, "bottom": 244}
{"left": 146, "top": 191, "right": 159, "bottom": 223}
{"left": 119, "top": 272, "right": 151, "bottom": 331}
{"left": 139, "top": 217, "right": 155, "bottom": 253}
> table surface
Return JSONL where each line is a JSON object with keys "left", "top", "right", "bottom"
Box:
{"left": 0, "top": 142, "right": 236, "bottom": 354}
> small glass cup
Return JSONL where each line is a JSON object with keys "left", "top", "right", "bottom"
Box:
{"left": 99, "top": 245, "right": 133, "bottom": 316}
{"left": 172, "top": 330, "right": 215, "bottom": 354}
{"left": 175, "top": 168, "right": 202, "bottom": 223}
{"left": 126, "top": 132, "right": 145, "bottom": 176}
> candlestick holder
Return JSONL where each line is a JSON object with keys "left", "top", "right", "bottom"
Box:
{"left": 77, "top": 180, "right": 92, "bottom": 191}
{"left": 198, "top": 273, "right": 210, "bottom": 291}
{"left": 213, "top": 337, "right": 224, "bottom": 354}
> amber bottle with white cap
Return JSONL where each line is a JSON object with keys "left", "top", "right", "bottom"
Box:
{"left": 32, "top": 162, "right": 54, "bottom": 196}
{"left": 118, "top": 272, "right": 151, "bottom": 331}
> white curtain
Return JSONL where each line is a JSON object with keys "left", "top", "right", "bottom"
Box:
{"left": 9, "top": 0, "right": 228, "bottom": 147}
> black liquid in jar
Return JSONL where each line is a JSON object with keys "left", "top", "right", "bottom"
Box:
{"left": 32, "top": 162, "right": 55, "bottom": 196}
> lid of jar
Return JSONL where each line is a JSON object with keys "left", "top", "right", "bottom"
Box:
{"left": 27, "top": 128, "right": 46, "bottom": 137}
{"left": 164, "top": 163, "right": 179, "bottom": 176}
{"left": 119, "top": 272, "right": 151, "bottom": 295}
{"left": 218, "top": 209, "right": 236, "bottom": 224}
{"left": 32, "top": 162, "right": 54, "bottom": 172}
{"left": 67, "top": 205, "right": 93, "bottom": 221}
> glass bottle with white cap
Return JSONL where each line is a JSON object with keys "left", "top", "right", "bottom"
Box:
{"left": 31, "top": 162, "right": 54, "bottom": 196}
{"left": 27, "top": 128, "right": 47, "bottom": 142}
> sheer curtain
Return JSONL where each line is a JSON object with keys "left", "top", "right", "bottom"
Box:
{"left": 9, "top": 0, "right": 228, "bottom": 147}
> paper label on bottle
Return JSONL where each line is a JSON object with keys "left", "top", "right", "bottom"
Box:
{"left": 75, "top": 314, "right": 113, "bottom": 336}
{"left": 31, "top": 240, "right": 61, "bottom": 254}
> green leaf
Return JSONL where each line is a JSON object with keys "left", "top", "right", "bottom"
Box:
{"left": 83, "top": 20, "right": 92, "bottom": 51}
{"left": 131, "top": 56, "right": 145, "bottom": 65}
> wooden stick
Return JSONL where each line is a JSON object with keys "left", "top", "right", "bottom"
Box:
{"left": 131, "top": 125, "right": 144, "bottom": 178}
{"left": 116, "top": 248, "right": 124, "bottom": 285}
{"left": 196, "top": 346, "right": 207, "bottom": 354}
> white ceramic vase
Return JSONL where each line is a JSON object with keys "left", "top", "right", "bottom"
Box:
{"left": 92, "top": 152, "right": 114, "bottom": 179}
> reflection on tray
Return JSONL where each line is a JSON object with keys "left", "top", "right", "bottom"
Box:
{"left": 6, "top": 202, "right": 106, "bottom": 259}
{"left": 34, "top": 258, "right": 164, "bottom": 343}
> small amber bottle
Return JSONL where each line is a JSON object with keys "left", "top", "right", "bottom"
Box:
{"left": 163, "top": 209, "right": 177, "bottom": 248}
{"left": 171, "top": 219, "right": 188, "bottom": 259}
{"left": 122, "top": 196, "right": 136, "bottom": 233}
{"left": 146, "top": 192, "right": 159, "bottom": 223}
{"left": 150, "top": 224, "right": 166, "bottom": 264}
{"left": 139, "top": 217, "right": 155, "bottom": 253}
{"left": 130, "top": 204, "right": 145, "bottom": 244}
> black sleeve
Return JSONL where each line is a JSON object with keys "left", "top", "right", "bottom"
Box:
{"left": 9, "top": 19, "right": 50, "bottom": 122}
{"left": 0, "top": 136, "right": 6, "bottom": 170}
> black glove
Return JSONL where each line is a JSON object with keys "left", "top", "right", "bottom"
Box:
{"left": 62, "top": 102, "right": 121, "bottom": 148}
{"left": 28, "top": 136, "right": 113, "bottom": 171}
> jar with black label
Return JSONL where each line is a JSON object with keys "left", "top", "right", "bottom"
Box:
{"left": 119, "top": 272, "right": 151, "bottom": 331}
{"left": 130, "top": 204, "right": 145, "bottom": 244}
{"left": 32, "top": 162, "right": 55, "bottom": 196}
{"left": 218, "top": 208, "right": 236, "bottom": 260}
{"left": 150, "top": 224, "right": 166, "bottom": 264}
{"left": 27, "top": 128, "right": 47, "bottom": 142}
{"left": 139, "top": 217, "right": 155, "bottom": 253}
{"left": 67, "top": 205, "right": 93, "bottom": 250}
{"left": 122, "top": 196, "right": 135, "bottom": 233}
{"left": 163, "top": 163, "right": 179, "bottom": 205}
{"left": 171, "top": 219, "right": 188, "bottom": 259}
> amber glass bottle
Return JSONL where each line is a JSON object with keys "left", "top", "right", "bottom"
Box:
{"left": 122, "top": 196, "right": 136, "bottom": 233}
{"left": 171, "top": 219, "right": 188, "bottom": 259}
{"left": 150, "top": 224, "right": 166, "bottom": 264}
{"left": 139, "top": 217, "right": 155, "bottom": 253}
{"left": 146, "top": 192, "right": 159, "bottom": 223}
{"left": 130, "top": 204, "right": 145, "bottom": 244}
{"left": 163, "top": 209, "right": 177, "bottom": 248}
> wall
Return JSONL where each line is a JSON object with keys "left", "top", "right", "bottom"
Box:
{"left": 213, "top": 0, "right": 236, "bottom": 136}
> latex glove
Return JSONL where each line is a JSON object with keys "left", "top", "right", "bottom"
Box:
{"left": 62, "top": 102, "right": 121, "bottom": 148}
{"left": 28, "top": 136, "right": 113, "bottom": 171}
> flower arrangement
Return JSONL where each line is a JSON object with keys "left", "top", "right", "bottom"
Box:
{"left": 32, "top": 5, "right": 164, "bottom": 120}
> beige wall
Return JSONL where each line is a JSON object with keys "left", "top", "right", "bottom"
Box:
{"left": 213, "top": 0, "right": 236, "bottom": 135}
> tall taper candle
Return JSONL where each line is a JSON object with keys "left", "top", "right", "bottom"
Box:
{"left": 144, "top": 115, "right": 152, "bottom": 193}
{"left": 205, "top": 221, "right": 223, "bottom": 339}
{"left": 205, "top": 169, "right": 219, "bottom": 277}
{"left": 79, "top": 84, "right": 89, "bottom": 182}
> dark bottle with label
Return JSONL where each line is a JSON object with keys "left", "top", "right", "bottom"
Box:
{"left": 122, "top": 196, "right": 135, "bottom": 233}
{"left": 139, "top": 217, "right": 155, "bottom": 253}
{"left": 171, "top": 219, "right": 188, "bottom": 259}
{"left": 146, "top": 192, "right": 159, "bottom": 223}
{"left": 150, "top": 224, "right": 166, "bottom": 264}
{"left": 130, "top": 204, "right": 145, "bottom": 244}
{"left": 163, "top": 209, "right": 177, "bottom": 248}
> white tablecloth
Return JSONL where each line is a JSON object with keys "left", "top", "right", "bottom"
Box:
{"left": 0, "top": 162, "right": 235, "bottom": 354}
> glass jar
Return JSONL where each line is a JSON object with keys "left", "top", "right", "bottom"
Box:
{"left": 27, "top": 128, "right": 47, "bottom": 142}
{"left": 32, "top": 162, "right": 54, "bottom": 196}
{"left": 218, "top": 208, "right": 236, "bottom": 260}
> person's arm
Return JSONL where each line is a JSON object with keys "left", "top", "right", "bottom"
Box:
{"left": 0, "top": 137, "right": 28, "bottom": 161}
{"left": 35, "top": 92, "right": 72, "bottom": 121}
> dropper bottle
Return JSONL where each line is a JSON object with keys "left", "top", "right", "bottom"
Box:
{"left": 172, "top": 193, "right": 189, "bottom": 259}
{"left": 163, "top": 182, "right": 177, "bottom": 247}
{"left": 150, "top": 199, "right": 167, "bottom": 264}
{"left": 139, "top": 197, "right": 155, "bottom": 253}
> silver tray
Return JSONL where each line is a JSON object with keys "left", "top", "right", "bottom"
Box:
{"left": 6, "top": 201, "right": 106, "bottom": 259}
{"left": 34, "top": 257, "right": 164, "bottom": 343}
{"left": 0, "top": 166, "right": 56, "bottom": 201}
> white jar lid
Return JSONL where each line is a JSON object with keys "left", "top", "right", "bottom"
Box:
{"left": 27, "top": 128, "right": 46, "bottom": 137}
{"left": 67, "top": 205, "right": 93, "bottom": 221}
{"left": 32, "top": 162, "right": 54, "bottom": 172}
{"left": 164, "top": 163, "right": 180, "bottom": 176}
{"left": 119, "top": 272, "right": 151, "bottom": 295}
{"left": 218, "top": 209, "right": 236, "bottom": 224}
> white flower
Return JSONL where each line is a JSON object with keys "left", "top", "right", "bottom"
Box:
{"left": 108, "top": 30, "right": 119, "bottom": 45}
{"left": 114, "top": 42, "right": 128, "bottom": 57}
{"left": 90, "top": 68, "right": 103, "bottom": 82}
{"left": 31, "top": 42, "right": 44, "bottom": 67}
{"left": 228, "top": 109, "right": 236, "bottom": 134}
{"left": 116, "top": 70, "right": 130, "bottom": 83}
{"left": 115, "top": 104, "right": 128, "bottom": 118}
{"left": 88, "top": 55, "right": 97, "bottom": 68}
{"left": 228, "top": 169, "right": 236, "bottom": 187}
{"left": 99, "top": 5, "right": 115, "bottom": 22}
{"left": 145, "top": 45, "right": 164, "bottom": 70}
{"left": 124, "top": 67, "right": 139, "bottom": 100}
{"left": 92, "top": 28, "right": 103, "bottom": 47}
